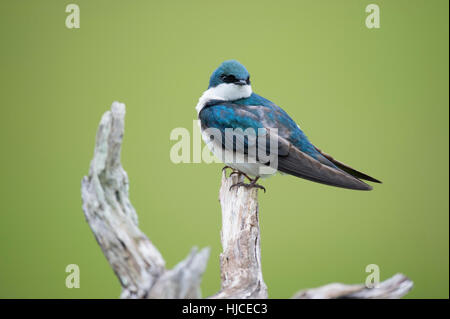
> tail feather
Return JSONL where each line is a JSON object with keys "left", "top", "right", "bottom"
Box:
{"left": 277, "top": 142, "right": 373, "bottom": 191}
{"left": 314, "top": 147, "right": 382, "bottom": 184}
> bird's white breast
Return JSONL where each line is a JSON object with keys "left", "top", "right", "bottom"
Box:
{"left": 195, "top": 83, "right": 252, "bottom": 114}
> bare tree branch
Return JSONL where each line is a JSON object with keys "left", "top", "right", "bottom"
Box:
{"left": 81, "top": 102, "right": 209, "bottom": 298}
{"left": 292, "top": 273, "right": 413, "bottom": 299}
{"left": 211, "top": 171, "right": 268, "bottom": 298}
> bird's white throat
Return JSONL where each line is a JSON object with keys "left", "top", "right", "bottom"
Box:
{"left": 196, "top": 83, "right": 252, "bottom": 113}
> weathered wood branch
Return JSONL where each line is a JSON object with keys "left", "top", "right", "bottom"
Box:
{"left": 81, "top": 102, "right": 413, "bottom": 299}
{"left": 81, "top": 102, "right": 209, "bottom": 298}
{"left": 292, "top": 273, "right": 413, "bottom": 299}
{"left": 210, "top": 171, "right": 268, "bottom": 298}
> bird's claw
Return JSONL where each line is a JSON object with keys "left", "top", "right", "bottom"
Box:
{"left": 229, "top": 182, "right": 266, "bottom": 193}
{"left": 222, "top": 166, "right": 233, "bottom": 173}
{"left": 229, "top": 171, "right": 254, "bottom": 182}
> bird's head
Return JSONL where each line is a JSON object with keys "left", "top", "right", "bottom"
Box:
{"left": 207, "top": 60, "right": 252, "bottom": 101}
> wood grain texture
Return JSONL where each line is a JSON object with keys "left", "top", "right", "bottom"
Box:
{"left": 292, "top": 273, "right": 413, "bottom": 299}
{"left": 210, "top": 171, "right": 268, "bottom": 298}
{"left": 81, "top": 102, "right": 209, "bottom": 298}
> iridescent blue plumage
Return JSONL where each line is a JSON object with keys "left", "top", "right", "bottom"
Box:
{"left": 200, "top": 93, "right": 336, "bottom": 168}
{"left": 197, "top": 60, "right": 381, "bottom": 190}
{"left": 233, "top": 93, "right": 330, "bottom": 163}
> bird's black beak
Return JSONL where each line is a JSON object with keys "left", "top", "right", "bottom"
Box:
{"left": 235, "top": 79, "right": 247, "bottom": 86}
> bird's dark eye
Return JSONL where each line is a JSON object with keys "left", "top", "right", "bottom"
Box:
{"left": 246, "top": 76, "right": 250, "bottom": 85}
{"left": 221, "top": 74, "right": 236, "bottom": 83}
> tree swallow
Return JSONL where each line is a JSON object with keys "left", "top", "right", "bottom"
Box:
{"left": 196, "top": 60, "right": 381, "bottom": 191}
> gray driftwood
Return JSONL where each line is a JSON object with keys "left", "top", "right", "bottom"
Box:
{"left": 81, "top": 102, "right": 413, "bottom": 299}
{"left": 81, "top": 102, "right": 209, "bottom": 298}
{"left": 292, "top": 273, "right": 413, "bottom": 299}
{"left": 211, "top": 172, "right": 268, "bottom": 298}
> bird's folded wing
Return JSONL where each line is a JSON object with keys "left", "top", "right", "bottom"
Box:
{"left": 276, "top": 135, "right": 373, "bottom": 190}
{"left": 313, "top": 146, "right": 382, "bottom": 183}
{"left": 200, "top": 102, "right": 373, "bottom": 190}
{"left": 199, "top": 101, "right": 265, "bottom": 155}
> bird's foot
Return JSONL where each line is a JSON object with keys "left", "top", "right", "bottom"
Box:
{"left": 222, "top": 167, "right": 253, "bottom": 182}
{"left": 229, "top": 177, "right": 266, "bottom": 193}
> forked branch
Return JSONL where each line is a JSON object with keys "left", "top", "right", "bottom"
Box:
{"left": 81, "top": 102, "right": 209, "bottom": 298}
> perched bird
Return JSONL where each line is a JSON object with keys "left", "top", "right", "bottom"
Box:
{"left": 196, "top": 60, "right": 381, "bottom": 191}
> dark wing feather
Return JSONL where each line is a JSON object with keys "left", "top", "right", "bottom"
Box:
{"left": 277, "top": 136, "right": 373, "bottom": 191}
{"left": 200, "top": 101, "right": 376, "bottom": 190}
{"left": 314, "top": 147, "right": 382, "bottom": 183}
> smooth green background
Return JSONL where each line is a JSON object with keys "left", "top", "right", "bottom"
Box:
{"left": 0, "top": 0, "right": 448, "bottom": 298}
